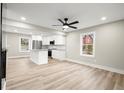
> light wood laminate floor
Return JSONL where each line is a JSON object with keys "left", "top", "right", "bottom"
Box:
{"left": 6, "top": 58, "right": 124, "bottom": 90}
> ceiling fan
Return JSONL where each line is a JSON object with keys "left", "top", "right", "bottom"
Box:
{"left": 52, "top": 18, "right": 79, "bottom": 30}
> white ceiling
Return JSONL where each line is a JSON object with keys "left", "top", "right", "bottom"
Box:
{"left": 2, "top": 18, "right": 66, "bottom": 36}
{"left": 6, "top": 3, "right": 124, "bottom": 32}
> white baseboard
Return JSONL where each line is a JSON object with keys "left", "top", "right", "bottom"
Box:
{"left": 66, "top": 58, "right": 124, "bottom": 75}
{"left": 8, "top": 55, "right": 30, "bottom": 59}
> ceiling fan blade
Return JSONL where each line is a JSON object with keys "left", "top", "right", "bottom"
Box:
{"left": 58, "top": 19, "right": 64, "bottom": 24}
{"left": 68, "top": 21, "right": 79, "bottom": 25}
{"left": 69, "top": 26, "right": 77, "bottom": 29}
{"left": 52, "top": 25, "right": 63, "bottom": 26}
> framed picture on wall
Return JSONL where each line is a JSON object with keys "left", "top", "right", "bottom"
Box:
{"left": 19, "top": 37, "right": 31, "bottom": 52}
{"left": 80, "top": 32, "right": 95, "bottom": 57}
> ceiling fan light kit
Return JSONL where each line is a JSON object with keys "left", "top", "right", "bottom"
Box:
{"left": 63, "top": 25, "right": 69, "bottom": 29}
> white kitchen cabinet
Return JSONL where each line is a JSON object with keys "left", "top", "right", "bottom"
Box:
{"left": 30, "top": 49, "right": 48, "bottom": 65}
{"left": 52, "top": 50, "right": 66, "bottom": 60}
{"left": 42, "top": 35, "right": 65, "bottom": 45}
{"left": 50, "top": 36, "right": 54, "bottom": 41}
{"left": 42, "top": 36, "right": 49, "bottom": 45}
{"left": 32, "top": 35, "right": 42, "bottom": 40}
{"left": 54, "top": 35, "right": 65, "bottom": 45}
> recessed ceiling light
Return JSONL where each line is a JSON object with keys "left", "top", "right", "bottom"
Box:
{"left": 101, "top": 17, "right": 107, "bottom": 21}
{"left": 21, "top": 17, "right": 26, "bottom": 21}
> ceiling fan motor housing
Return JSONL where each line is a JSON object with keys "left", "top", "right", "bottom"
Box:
{"left": 64, "top": 18, "right": 68, "bottom": 22}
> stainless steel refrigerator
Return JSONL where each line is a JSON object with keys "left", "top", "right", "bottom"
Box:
{"left": 32, "top": 40, "right": 42, "bottom": 49}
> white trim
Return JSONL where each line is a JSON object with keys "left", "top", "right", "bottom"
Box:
{"left": 80, "top": 32, "right": 96, "bottom": 58}
{"left": 66, "top": 58, "right": 124, "bottom": 75}
{"left": 8, "top": 55, "right": 30, "bottom": 59}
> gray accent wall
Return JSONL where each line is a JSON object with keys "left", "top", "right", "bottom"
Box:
{"left": 66, "top": 20, "right": 124, "bottom": 70}
{"left": 6, "top": 32, "right": 31, "bottom": 57}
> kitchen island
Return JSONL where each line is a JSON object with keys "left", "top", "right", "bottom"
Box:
{"left": 30, "top": 49, "right": 48, "bottom": 65}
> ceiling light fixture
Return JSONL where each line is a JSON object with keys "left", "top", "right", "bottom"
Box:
{"left": 101, "top": 17, "right": 107, "bottom": 21}
{"left": 21, "top": 17, "right": 26, "bottom": 21}
{"left": 63, "top": 25, "right": 69, "bottom": 29}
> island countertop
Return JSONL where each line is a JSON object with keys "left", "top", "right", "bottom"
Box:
{"left": 31, "top": 49, "right": 48, "bottom": 51}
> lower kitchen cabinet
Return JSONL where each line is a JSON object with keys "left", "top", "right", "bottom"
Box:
{"left": 52, "top": 50, "right": 65, "bottom": 60}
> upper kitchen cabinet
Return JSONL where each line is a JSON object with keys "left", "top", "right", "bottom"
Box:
{"left": 42, "top": 35, "right": 65, "bottom": 45}
{"left": 42, "top": 36, "right": 50, "bottom": 45}
{"left": 53, "top": 35, "right": 65, "bottom": 45}
{"left": 32, "top": 35, "right": 42, "bottom": 41}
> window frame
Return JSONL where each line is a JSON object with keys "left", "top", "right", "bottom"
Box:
{"left": 19, "top": 37, "right": 31, "bottom": 52}
{"left": 80, "top": 32, "right": 96, "bottom": 57}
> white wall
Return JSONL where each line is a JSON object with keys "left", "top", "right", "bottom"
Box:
{"left": 66, "top": 20, "right": 124, "bottom": 71}
{"left": 6, "top": 32, "right": 31, "bottom": 58}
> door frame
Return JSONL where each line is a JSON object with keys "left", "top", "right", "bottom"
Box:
{"left": 0, "top": 3, "right": 2, "bottom": 90}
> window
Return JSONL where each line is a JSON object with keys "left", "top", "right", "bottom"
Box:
{"left": 19, "top": 37, "right": 30, "bottom": 52}
{"left": 80, "top": 32, "right": 95, "bottom": 57}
